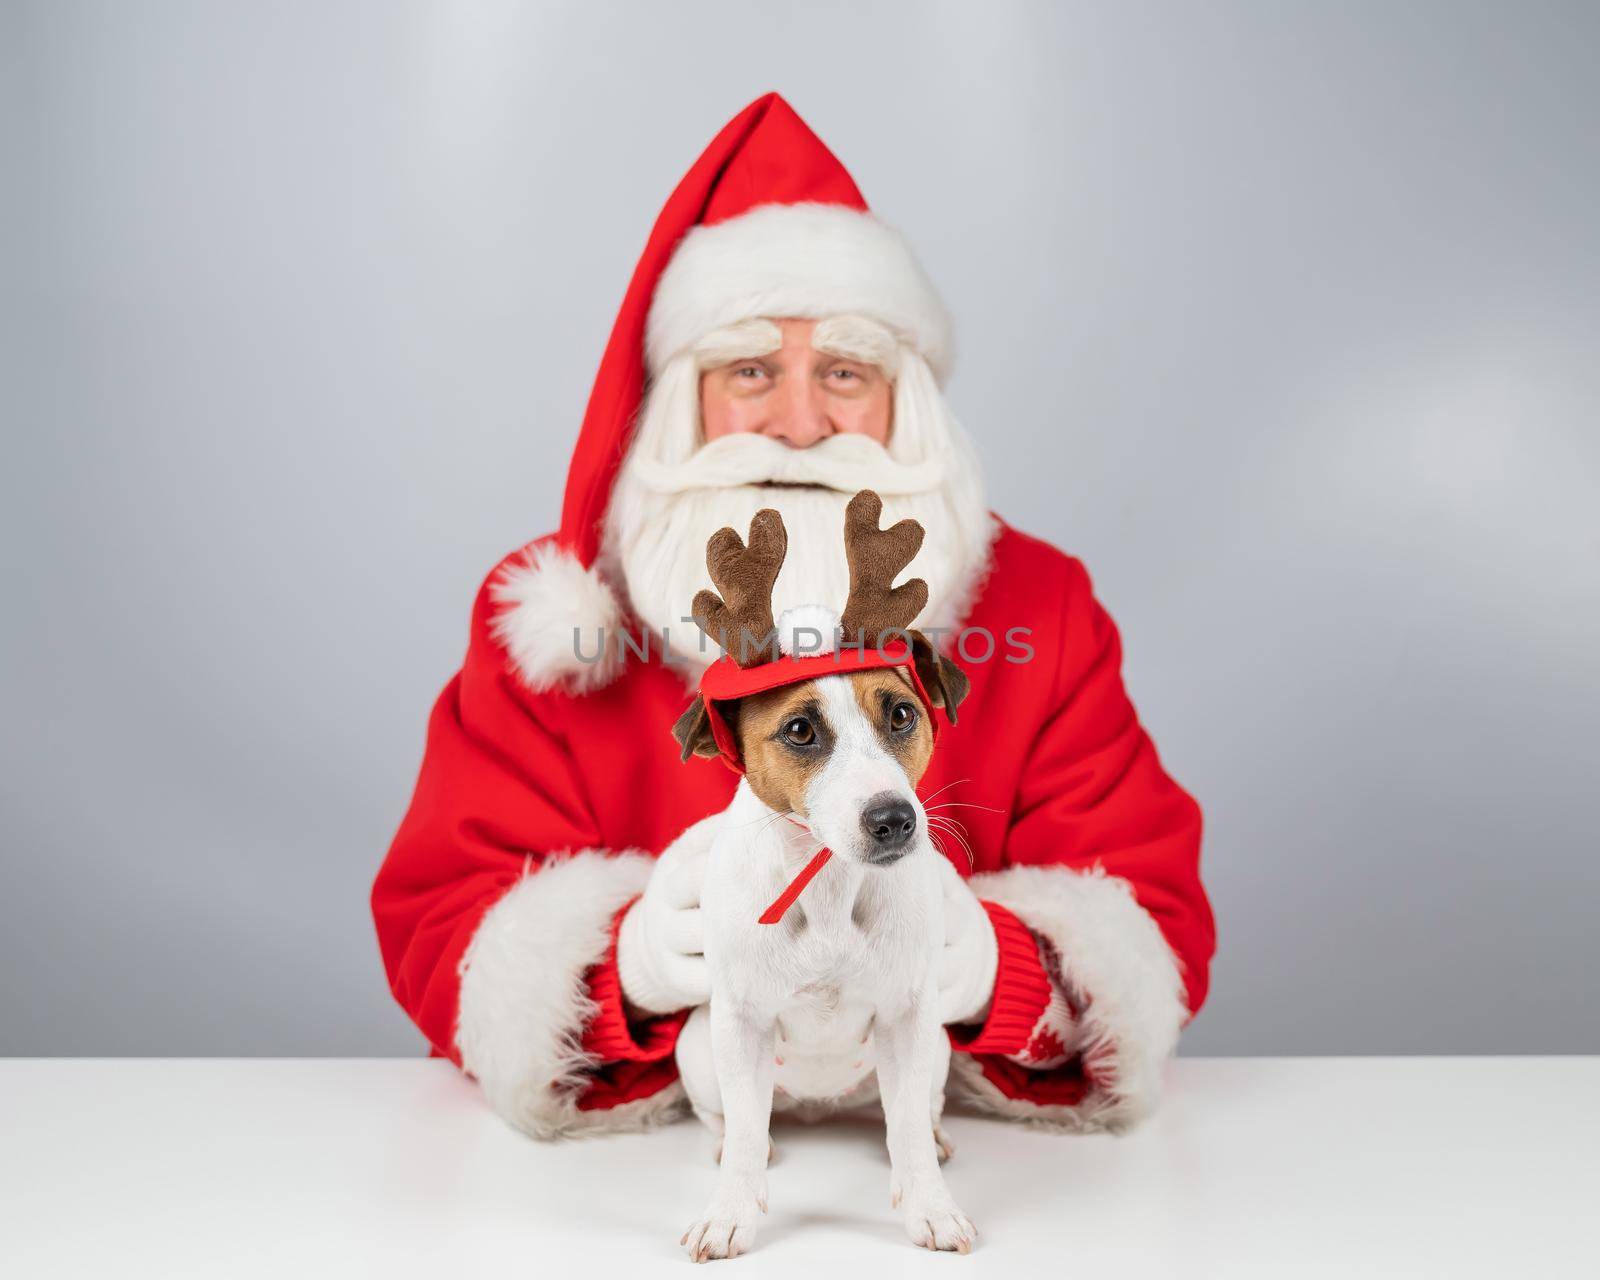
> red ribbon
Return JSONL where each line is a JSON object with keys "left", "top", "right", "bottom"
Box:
{"left": 757, "top": 846, "right": 833, "bottom": 925}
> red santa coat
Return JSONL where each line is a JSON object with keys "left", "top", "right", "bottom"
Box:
{"left": 370, "top": 94, "right": 1214, "bottom": 1138}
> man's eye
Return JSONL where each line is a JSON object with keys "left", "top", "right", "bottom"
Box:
{"left": 829, "top": 368, "right": 859, "bottom": 381}
{"left": 734, "top": 365, "right": 766, "bottom": 379}
{"left": 782, "top": 717, "right": 816, "bottom": 747}
{"left": 888, "top": 702, "right": 918, "bottom": 733}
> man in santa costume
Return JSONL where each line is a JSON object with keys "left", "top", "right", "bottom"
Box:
{"left": 372, "top": 94, "right": 1215, "bottom": 1140}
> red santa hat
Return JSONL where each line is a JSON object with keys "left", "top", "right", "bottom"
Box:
{"left": 557, "top": 92, "right": 953, "bottom": 569}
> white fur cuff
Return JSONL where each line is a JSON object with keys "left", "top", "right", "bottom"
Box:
{"left": 955, "top": 865, "right": 1189, "bottom": 1132}
{"left": 455, "top": 850, "right": 683, "bottom": 1139}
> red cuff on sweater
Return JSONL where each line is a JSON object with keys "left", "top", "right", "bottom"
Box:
{"left": 946, "top": 901, "right": 1055, "bottom": 1058}
{"left": 579, "top": 897, "right": 689, "bottom": 1065}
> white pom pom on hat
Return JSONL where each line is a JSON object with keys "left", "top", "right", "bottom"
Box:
{"left": 776, "top": 605, "right": 843, "bottom": 657}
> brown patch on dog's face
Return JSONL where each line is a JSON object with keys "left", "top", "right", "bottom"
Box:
{"left": 730, "top": 668, "right": 936, "bottom": 817}
{"left": 849, "top": 667, "right": 935, "bottom": 786}
{"left": 732, "top": 683, "right": 835, "bottom": 819}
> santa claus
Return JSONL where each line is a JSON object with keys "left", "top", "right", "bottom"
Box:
{"left": 372, "top": 94, "right": 1215, "bottom": 1140}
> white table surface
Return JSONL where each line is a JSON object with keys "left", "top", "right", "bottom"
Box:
{"left": 1, "top": 1057, "right": 1594, "bottom": 1277}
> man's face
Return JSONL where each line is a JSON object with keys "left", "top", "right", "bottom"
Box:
{"left": 606, "top": 312, "right": 991, "bottom": 671}
{"left": 699, "top": 318, "right": 893, "bottom": 448}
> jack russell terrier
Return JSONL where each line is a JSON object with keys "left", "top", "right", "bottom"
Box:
{"left": 668, "top": 490, "right": 975, "bottom": 1261}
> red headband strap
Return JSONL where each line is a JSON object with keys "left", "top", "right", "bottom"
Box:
{"left": 696, "top": 640, "right": 937, "bottom": 773}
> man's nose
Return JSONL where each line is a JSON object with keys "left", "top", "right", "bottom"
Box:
{"left": 763, "top": 378, "right": 832, "bottom": 448}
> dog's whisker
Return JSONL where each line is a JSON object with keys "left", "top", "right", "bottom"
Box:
{"left": 931, "top": 823, "right": 975, "bottom": 862}
{"left": 929, "top": 830, "right": 972, "bottom": 871}
{"left": 734, "top": 810, "right": 779, "bottom": 830}
{"left": 931, "top": 828, "right": 974, "bottom": 866}
{"left": 745, "top": 807, "right": 803, "bottom": 840}
{"left": 919, "top": 777, "right": 972, "bottom": 805}
{"left": 926, "top": 816, "right": 970, "bottom": 849}
{"left": 926, "top": 814, "right": 975, "bottom": 868}
{"left": 925, "top": 800, "right": 1002, "bottom": 814}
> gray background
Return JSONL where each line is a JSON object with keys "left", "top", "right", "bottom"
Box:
{"left": 3, "top": 1, "right": 1596, "bottom": 1057}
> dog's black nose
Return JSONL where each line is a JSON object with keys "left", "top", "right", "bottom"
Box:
{"left": 861, "top": 794, "right": 917, "bottom": 854}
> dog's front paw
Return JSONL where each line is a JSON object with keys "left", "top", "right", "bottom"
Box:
{"left": 899, "top": 1187, "right": 976, "bottom": 1254}
{"left": 682, "top": 1192, "right": 765, "bottom": 1262}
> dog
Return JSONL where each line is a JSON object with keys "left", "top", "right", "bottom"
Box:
{"left": 668, "top": 492, "right": 976, "bottom": 1261}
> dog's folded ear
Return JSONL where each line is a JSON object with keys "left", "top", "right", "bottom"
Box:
{"left": 908, "top": 631, "right": 972, "bottom": 726}
{"left": 671, "top": 695, "right": 723, "bottom": 762}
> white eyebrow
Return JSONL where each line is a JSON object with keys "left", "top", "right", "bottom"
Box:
{"left": 812, "top": 314, "right": 901, "bottom": 378}
{"left": 692, "top": 318, "right": 783, "bottom": 370}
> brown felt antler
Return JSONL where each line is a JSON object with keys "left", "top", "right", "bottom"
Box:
{"left": 839, "top": 490, "right": 928, "bottom": 646}
{"left": 692, "top": 508, "right": 788, "bottom": 666}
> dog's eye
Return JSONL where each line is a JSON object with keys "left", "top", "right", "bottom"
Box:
{"left": 889, "top": 701, "right": 918, "bottom": 733}
{"left": 782, "top": 717, "right": 816, "bottom": 747}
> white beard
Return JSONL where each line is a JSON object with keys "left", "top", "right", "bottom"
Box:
{"left": 601, "top": 347, "right": 996, "bottom": 673}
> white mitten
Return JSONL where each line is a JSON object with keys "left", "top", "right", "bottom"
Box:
{"left": 617, "top": 815, "right": 717, "bottom": 1016}
{"left": 935, "top": 855, "right": 1000, "bottom": 1026}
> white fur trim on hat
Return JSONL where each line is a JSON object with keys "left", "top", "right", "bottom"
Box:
{"left": 952, "top": 864, "right": 1189, "bottom": 1133}
{"left": 455, "top": 850, "right": 686, "bottom": 1139}
{"left": 646, "top": 203, "right": 954, "bottom": 383}
{"left": 490, "top": 540, "right": 627, "bottom": 695}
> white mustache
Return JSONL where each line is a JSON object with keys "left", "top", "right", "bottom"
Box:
{"left": 628, "top": 432, "right": 947, "bottom": 497}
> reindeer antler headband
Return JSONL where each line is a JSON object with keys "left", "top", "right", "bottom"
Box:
{"left": 839, "top": 490, "right": 929, "bottom": 649}
{"left": 675, "top": 490, "right": 957, "bottom": 773}
{"left": 691, "top": 507, "right": 789, "bottom": 667}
